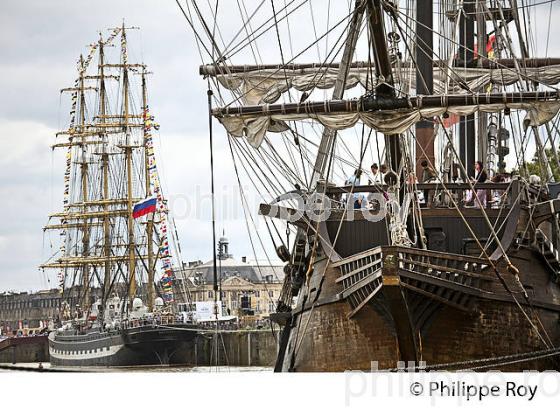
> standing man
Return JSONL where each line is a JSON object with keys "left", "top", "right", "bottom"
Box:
{"left": 345, "top": 169, "right": 364, "bottom": 209}
{"left": 465, "top": 161, "right": 488, "bottom": 207}
{"left": 420, "top": 159, "right": 437, "bottom": 182}
{"left": 473, "top": 160, "right": 488, "bottom": 208}
{"left": 369, "top": 163, "right": 382, "bottom": 184}
{"left": 380, "top": 164, "right": 388, "bottom": 180}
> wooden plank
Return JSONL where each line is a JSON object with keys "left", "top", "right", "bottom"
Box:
{"left": 394, "top": 246, "right": 489, "bottom": 264}
{"left": 398, "top": 257, "right": 495, "bottom": 281}
{"left": 347, "top": 282, "right": 382, "bottom": 319}
{"left": 398, "top": 267, "right": 494, "bottom": 296}
{"left": 400, "top": 282, "right": 472, "bottom": 312}
{"left": 335, "top": 258, "right": 382, "bottom": 283}
{"left": 331, "top": 246, "right": 383, "bottom": 267}
{"left": 339, "top": 270, "right": 383, "bottom": 300}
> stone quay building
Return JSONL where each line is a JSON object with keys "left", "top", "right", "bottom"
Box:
{"left": 174, "top": 237, "right": 284, "bottom": 322}
{"left": 0, "top": 289, "right": 61, "bottom": 334}
{"left": 1, "top": 238, "right": 284, "bottom": 334}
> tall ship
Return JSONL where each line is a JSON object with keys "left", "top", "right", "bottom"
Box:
{"left": 41, "top": 24, "right": 199, "bottom": 367}
{"left": 182, "top": 0, "right": 560, "bottom": 371}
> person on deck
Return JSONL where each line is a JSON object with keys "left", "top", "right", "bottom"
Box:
{"left": 380, "top": 164, "right": 388, "bottom": 180}
{"left": 345, "top": 169, "right": 364, "bottom": 209}
{"left": 346, "top": 168, "right": 361, "bottom": 186}
{"left": 369, "top": 163, "right": 382, "bottom": 184}
{"left": 466, "top": 160, "right": 488, "bottom": 208}
{"left": 490, "top": 174, "right": 506, "bottom": 207}
{"left": 420, "top": 159, "right": 437, "bottom": 182}
{"left": 420, "top": 159, "right": 437, "bottom": 206}
{"left": 474, "top": 161, "right": 488, "bottom": 183}
{"left": 367, "top": 163, "right": 384, "bottom": 209}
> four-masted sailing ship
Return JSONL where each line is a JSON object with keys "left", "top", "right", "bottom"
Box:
{"left": 41, "top": 24, "right": 199, "bottom": 367}
{"left": 184, "top": 0, "right": 560, "bottom": 371}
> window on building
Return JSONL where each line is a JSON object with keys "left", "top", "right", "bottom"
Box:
{"left": 268, "top": 290, "right": 274, "bottom": 297}
{"left": 208, "top": 291, "right": 213, "bottom": 299}
{"left": 241, "top": 296, "right": 250, "bottom": 310}
{"left": 254, "top": 290, "right": 260, "bottom": 298}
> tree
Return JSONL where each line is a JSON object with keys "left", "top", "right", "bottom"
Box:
{"left": 522, "top": 148, "right": 560, "bottom": 181}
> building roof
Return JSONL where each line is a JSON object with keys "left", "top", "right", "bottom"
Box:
{"left": 177, "top": 256, "right": 284, "bottom": 284}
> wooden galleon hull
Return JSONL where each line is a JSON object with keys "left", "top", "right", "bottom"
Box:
{"left": 277, "top": 247, "right": 560, "bottom": 372}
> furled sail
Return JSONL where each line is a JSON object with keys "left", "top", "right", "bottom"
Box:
{"left": 214, "top": 91, "right": 560, "bottom": 148}
{"left": 204, "top": 64, "right": 560, "bottom": 105}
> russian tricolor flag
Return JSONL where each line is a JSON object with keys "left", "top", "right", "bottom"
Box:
{"left": 132, "top": 197, "right": 157, "bottom": 219}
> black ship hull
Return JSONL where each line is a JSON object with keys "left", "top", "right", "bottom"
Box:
{"left": 49, "top": 324, "right": 200, "bottom": 367}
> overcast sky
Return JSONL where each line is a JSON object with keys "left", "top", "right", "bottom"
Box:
{"left": 1, "top": 0, "right": 559, "bottom": 291}
{"left": 0, "top": 0, "right": 258, "bottom": 291}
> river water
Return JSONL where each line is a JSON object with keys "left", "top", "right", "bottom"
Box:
{"left": 0, "top": 362, "right": 272, "bottom": 372}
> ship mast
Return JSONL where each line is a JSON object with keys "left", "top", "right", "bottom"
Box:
{"left": 365, "top": 0, "right": 416, "bottom": 364}
{"left": 415, "top": 0, "right": 434, "bottom": 177}
{"left": 459, "top": 0, "right": 476, "bottom": 178}
{"left": 310, "top": 0, "right": 365, "bottom": 185}
{"left": 77, "top": 54, "right": 91, "bottom": 313}
{"left": 96, "top": 35, "right": 113, "bottom": 312}
{"left": 142, "top": 67, "right": 156, "bottom": 311}
{"left": 366, "top": 0, "right": 401, "bottom": 173}
{"left": 41, "top": 24, "right": 174, "bottom": 320}
{"left": 119, "top": 24, "right": 138, "bottom": 307}
{"left": 476, "top": 0, "right": 488, "bottom": 168}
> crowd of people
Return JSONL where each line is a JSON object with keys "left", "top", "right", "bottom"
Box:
{"left": 344, "top": 163, "right": 389, "bottom": 210}
{"left": 341, "top": 159, "right": 514, "bottom": 210}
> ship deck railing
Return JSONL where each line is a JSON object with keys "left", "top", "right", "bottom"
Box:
{"left": 323, "top": 180, "right": 539, "bottom": 211}
{"left": 54, "top": 330, "right": 121, "bottom": 342}
{"left": 54, "top": 316, "right": 194, "bottom": 341}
